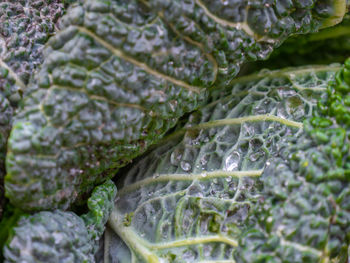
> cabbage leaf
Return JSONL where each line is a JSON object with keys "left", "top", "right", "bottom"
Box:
{"left": 102, "top": 64, "right": 341, "bottom": 262}
{"left": 6, "top": 0, "right": 346, "bottom": 211}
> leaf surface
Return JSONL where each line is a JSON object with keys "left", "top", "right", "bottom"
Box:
{"left": 247, "top": 15, "right": 350, "bottom": 71}
{"left": 103, "top": 64, "right": 340, "bottom": 263}
{"left": 5, "top": 0, "right": 347, "bottom": 211}
{"left": 0, "top": 0, "right": 76, "bottom": 219}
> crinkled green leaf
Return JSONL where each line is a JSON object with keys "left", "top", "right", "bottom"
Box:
{"left": 234, "top": 59, "right": 350, "bottom": 262}
{"left": 234, "top": 127, "right": 349, "bottom": 262}
{"left": 3, "top": 210, "right": 94, "bottom": 263}
{"left": 0, "top": 0, "right": 78, "bottom": 218}
{"left": 103, "top": 64, "right": 340, "bottom": 262}
{"left": 3, "top": 179, "right": 116, "bottom": 263}
{"left": 5, "top": 0, "right": 347, "bottom": 212}
{"left": 246, "top": 15, "right": 350, "bottom": 71}
{"left": 82, "top": 179, "right": 117, "bottom": 253}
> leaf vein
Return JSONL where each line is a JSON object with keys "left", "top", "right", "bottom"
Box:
{"left": 76, "top": 26, "right": 202, "bottom": 94}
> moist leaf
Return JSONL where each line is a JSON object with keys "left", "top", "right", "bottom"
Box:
{"left": 5, "top": 0, "right": 347, "bottom": 212}
{"left": 235, "top": 59, "right": 350, "bottom": 262}
{"left": 104, "top": 64, "right": 340, "bottom": 262}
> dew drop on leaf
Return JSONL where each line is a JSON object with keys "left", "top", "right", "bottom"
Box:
{"left": 170, "top": 149, "right": 182, "bottom": 166}
{"left": 200, "top": 154, "right": 209, "bottom": 165}
{"left": 153, "top": 173, "right": 160, "bottom": 179}
{"left": 225, "top": 151, "right": 240, "bottom": 171}
{"left": 249, "top": 152, "right": 260, "bottom": 162}
{"left": 180, "top": 160, "right": 191, "bottom": 171}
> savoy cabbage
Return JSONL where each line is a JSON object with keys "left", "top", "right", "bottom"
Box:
{"left": 3, "top": 179, "right": 117, "bottom": 263}
{"left": 0, "top": 0, "right": 349, "bottom": 262}
{"left": 4, "top": 0, "right": 346, "bottom": 212}
{"left": 0, "top": 0, "right": 76, "bottom": 220}
{"left": 103, "top": 63, "right": 346, "bottom": 262}
{"left": 246, "top": 14, "right": 350, "bottom": 71}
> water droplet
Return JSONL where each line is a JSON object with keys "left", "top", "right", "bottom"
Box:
{"left": 222, "top": 0, "right": 229, "bottom": 5}
{"left": 170, "top": 149, "right": 182, "bottom": 166}
{"left": 277, "top": 107, "right": 287, "bottom": 119}
{"left": 225, "top": 151, "right": 240, "bottom": 171}
{"left": 180, "top": 161, "right": 191, "bottom": 172}
{"left": 153, "top": 173, "right": 160, "bottom": 179}
{"left": 249, "top": 152, "right": 260, "bottom": 162}
{"left": 254, "top": 106, "right": 266, "bottom": 115}
{"left": 200, "top": 154, "right": 209, "bottom": 165}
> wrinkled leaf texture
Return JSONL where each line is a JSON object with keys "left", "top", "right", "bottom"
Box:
{"left": 6, "top": 0, "right": 346, "bottom": 211}
{"left": 103, "top": 64, "right": 341, "bottom": 263}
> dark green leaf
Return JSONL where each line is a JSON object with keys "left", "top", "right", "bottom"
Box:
{"left": 5, "top": 0, "right": 347, "bottom": 211}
